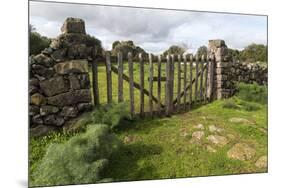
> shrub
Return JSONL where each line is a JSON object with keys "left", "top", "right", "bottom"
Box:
{"left": 30, "top": 32, "right": 51, "bottom": 55}
{"left": 92, "top": 103, "right": 130, "bottom": 129}
{"left": 31, "top": 124, "right": 122, "bottom": 187}
{"left": 239, "top": 101, "right": 261, "bottom": 111}
{"left": 222, "top": 99, "right": 240, "bottom": 109}
{"left": 236, "top": 82, "right": 267, "bottom": 104}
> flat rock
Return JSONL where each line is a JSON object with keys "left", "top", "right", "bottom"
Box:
{"left": 191, "top": 131, "right": 205, "bottom": 142}
{"left": 229, "top": 117, "right": 250, "bottom": 124}
{"left": 193, "top": 124, "right": 204, "bottom": 130}
{"left": 39, "top": 76, "right": 69, "bottom": 97}
{"left": 40, "top": 105, "right": 59, "bottom": 116}
{"left": 43, "top": 114, "right": 65, "bottom": 126}
{"left": 60, "top": 106, "right": 78, "bottom": 117}
{"left": 54, "top": 59, "right": 88, "bottom": 75}
{"left": 209, "top": 125, "right": 224, "bottom": 133}
{"left": 227, "top": 143, "right": 256, "bottom": 161}
{"left": 207, "top": 135, "right": 228, "bottom": 147}
{"left": 255, "top": 156, "right": 267, "bottom": 168}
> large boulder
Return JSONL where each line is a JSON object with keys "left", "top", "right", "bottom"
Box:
{"left": 61, "top": 17, "right": 86, "bottom": 34}
{"left": 39, "top": 76, "right": 69, "bottom": 97}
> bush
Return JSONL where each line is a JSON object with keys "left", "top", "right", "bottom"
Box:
{"left": 30, "top": 32, "right": 51, "bottom": 55}
{"left": 92, "top": 103, "right": 130, "bottom": 129}
{"left": 236, "top": 82, "right": 267, "bottom": 104}
{"left": 31, "top": 124, "right": 122, "bottom": 187}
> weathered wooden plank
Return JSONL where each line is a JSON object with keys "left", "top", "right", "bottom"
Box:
{"left": 194, "top": 55, "right": 199, "bottom": 103}
{"left": 117, "top": 52, "right": 124, "bottom": 103}
{"left": 148, "top": 53, "right": 154, "bottom": 117}
{"left": 165, "top": 55, "right": 171, "bottom": 116}
{"left": 170, "top": 55, "right": 175, "bottom": 113}
{"left": 177, "top": 54, "right": 182, "bottom": 111}
{"left": 105, "top": 51, "right": 112, "bottom": 104}
{"left": 157, "top": 55, "right": 162, "bottom": 115}
{"left": 139, "top": 53, "right": 145, "bottom": 117}
{"left": 189, "top": 55, "right": 193, "bottom": 109}
{"left": 207, "top": 55, "right": 215, "bottom": 101}
{"left": 204, "top": 61, "right": 209, "bottom": 101}
{"left": 128, "top": 52, "right": 135, "bottom": 117}
{"left": 183, "top": 54, "right": 187, "bottom": 110}
{"left": 199, "top": 55, "right": 204, "bottom": 101}
{"left": 92, "top": 59, "right": 100, "bottom": 106}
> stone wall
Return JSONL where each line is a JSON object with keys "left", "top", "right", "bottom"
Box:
{"left": 29, "top": 18, "right": 98, "bottom": 136}
{"left": 207, "top": 40, "right": 268, "bottom": 100}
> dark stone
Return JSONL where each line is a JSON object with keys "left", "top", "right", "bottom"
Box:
{"left": 61, "top": 17, "right": 86, "bottom": 34}
{"left": 77, "top": 74, "right": 90, "bottom": 89}
{"left": 51, "top": 48, "right": 67, "bottom": 62}
{"left": 69, "top": 75, "right": 80, "bottom": 90}
{"left": 32, "top": 114, "right": 43, "bottom": 124}
{"left": 47, "top": 89, "right": 91, "bottom": 107}
{"left": 39, "top": 76, "right": 69, "bottom": 97}
{"left": 33, "top": 54, "right": 54, "bottom": 67}
{"left": 32, "top": 64, "right": 54, "bottom": 78}
{"left": 67, "top": 44, "right": 87, "bottom": 59}
{"left": 54, "top": 59, "right": 88, "bottom": 75}
{"left": 60, "top": 106, "right": 78, "bottom": 117}
{"left": 30, "top": 125, "right": 57, "bottom": 137}
{"left": 40, "top": 105, "right": 59, "bottom": 116}
{"left": 77, "top": 103, "right": 92, "bottom": 112}
{"left": 29, "top": 85, "right": 38, "bottom": 94}
{"left": 41, "top": 47, "right": 53, "bottom": 55}
{"left": 29, "top": 78, "right": 39, "bottom": 86}
{"left": 29, "top": 105, "right": 40, "bottom": 116}
{"left": 44, "top": 114, "right": 65, "bottom": 126}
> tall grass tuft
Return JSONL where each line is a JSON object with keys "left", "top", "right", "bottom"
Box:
{"left": 236, "top": 82, "right": 267, "bottom": 104}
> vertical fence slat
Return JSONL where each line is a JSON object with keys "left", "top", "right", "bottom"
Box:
{"left": 157, "top": 55, "right": 162, "bottom": 115}
{"left": 194, "top": 55, "right": 199, "bottom": 103}
{"left": 148, "top": 53, "right": 154, "bottom": 117}
{"left": 105, "top": 52, "right": 112, "bottom": 104}
{"left": 128, "top": 52, "right": 134, "bottom": 117}
{"left": 204, "top": 60, "right": 209, "bottom": 102}
{"left": 199, "top": 55, "right": 204, "bottom": 102}
{"left": 183, "top": 54, "right": 187, "bottom": 110}
{"left": 139, "top": 53, "right": 145, "bottom": 117}
{"left": 189, "top": 55, "right": 193, "bottom": 109}
{"left": 209, "top": 55, "right": 215, "bottom": 101}
{"left": 165, "top": 55, "right": 171, "bottom": 116}
{"left": 92, "top": 60, "right": 100, "bottom": 106}
{"left": 176, "top": 55, "right": 181, "bottom": 111}
{"left": 170, "top": 55, "right": 175, "bottom": 113}
{"left": 117, "top": 52, "right": 124, "bottom": 103}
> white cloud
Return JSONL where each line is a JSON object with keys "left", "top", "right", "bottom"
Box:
{"left": 29, "top": 1, "right": 267, "bottom": 53}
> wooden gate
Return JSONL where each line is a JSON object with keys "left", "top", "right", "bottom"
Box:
{"left": 91, "top": 52, "right": 215, "bottom": 118}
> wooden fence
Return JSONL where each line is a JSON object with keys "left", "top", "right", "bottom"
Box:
{"left": 91, "top": 52, "right": 215, "bottom": 118}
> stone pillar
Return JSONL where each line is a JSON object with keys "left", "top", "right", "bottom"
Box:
{"left": 208, "top": 40, "right": 232, "bottom": 99}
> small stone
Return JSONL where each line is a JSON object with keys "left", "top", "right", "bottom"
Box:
{"left": 29, "top": 105, "right": 40, "bottom": 116}
{"left": 69, "top": 75, "right": 81, "bottom": 90}
{"left": 32, "top": 64, "right": 54, "bottom": 78}
{"left": 124, "top": 135, "right": 136, "bottom": 144}
{"left": 30, "top": 125, "right": 57, "bottom": 137}
{"left": 29, "top": 78, "right": 39, "bottom": 86}
{"left": 207, "top": 145, "right": 217, "bottom": 153}
{"left": 77, "top": 103, "right": 92, "bottom": 112}
{"left": 30, "top": 93, "right": 46, "bottom": 106}
{"left": 255, "top": 156, "right": 267, "bottom": 168}
{"left": 51, "top": 48, "right": 67, "bottom": 62}
{"left": 77, "top": 73, "right": 90, "bottom": 89}
{"left": 193, "top": 124, "right": 204, "bottom": 130}
{"left": 44, "top": 114, "right": 65, "bottom": 126}
{"left": 40, "top": 105, "right": 59, "bottom": 116}
{"left": 29, "top": 85, "right": 38, "bottom": 94}
{"left": 192, "top": 131, "right": 205, "bottom": 142}
{"left": 39, "top": 76, "right": 69, "bottom": 97}
{"left": 209, "top": 125, "right": 224, "bottom": 133}
{"left": 227, "top": 143, "right": 256, "bottom": 161}
{"left": 207, "top": 135, "right": 228, "bottom": 147}
{"left": 60, "top": 106, "right": 78, "bottom": 117}
{"left": 229, "top": 117, "right": 250, "bottom": 124}
{"left": 32, "top": 114, "right": 43, "bottom": 124}
{"left": 33, "top": 54, "right": 54, "bottom": 67}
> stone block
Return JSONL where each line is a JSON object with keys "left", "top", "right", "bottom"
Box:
{"left": 30, "top": 93, "right": 46, "bottom": 106}
{"left": 60, "top": 106, "right": 78, "bottom": 117}
{"left": 40, "top": 105, "right": 59, "bottom": 116}
{"left": 61, "top": 17, "right": 86, "bottom": 34}
{"left": 39, "top": 76, "right": 69, "bottom": 97}
{"left": 54, "top": 59, "right": 88, "bottom": 75}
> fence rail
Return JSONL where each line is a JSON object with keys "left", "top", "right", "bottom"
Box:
{"left": 91, "top": 52, "right": 215, "bottom": 118}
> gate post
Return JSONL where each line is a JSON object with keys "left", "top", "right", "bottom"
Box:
{"left": 207, "top": 40, "right": 232, "bottom": 100}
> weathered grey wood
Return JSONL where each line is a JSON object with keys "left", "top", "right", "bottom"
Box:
{"left": 165, "top": 55, "right": 171, "bottom": 116}
{"left": 148, "top": 53, "right": 154, "bottom": 117}
{"left": 157, "top": 55, "right": 162, "bottom": 115}
{"left": 92, "top": 59, "right": 100, "bottom": 106}
{"left": 199, "top": 55, "right": 204, "bottom": 101}
{"left": 128, "top": 52, "right": 135, "bottom": 117}
{"left": 117, "top": 52, "right": 124, "bottom": 102}
{"left": 189, "top": 55, "right": 193, "bottom": 109}
{"left": 204, "top": 61, "right": 209, "bottom": 101}
{"left": 194, "top": 55, "right": 199, "bottom": 103}
{"left": 183, "top": 54, "right": 188, "bottom": 110}
{"left": 139, "top": 53, "right": 145, "bottom": 117}
{"left": 170, "top": 55, "right": 175, "bottom": 113}
{"left": 105, "top": 51, "right": 112, "bottom": 104}
{"left": 177, "top": 54, "right": 182, "bottom": 111}
{"left": 207, "top": 55, "right": 215, "bottom": 101}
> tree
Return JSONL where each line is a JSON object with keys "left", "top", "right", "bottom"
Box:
{"left": 240, "top": 43, "right": 267, "bottom": 63}
{"left": 196, "top": 45, "right": 207, "bottom": 57}
{"left": 111, "top": 40, "right": 147, "bottom": 59}
{"left": 29, "top": 25, "right": 51, "bottom": 55}
{"left": 228, "top": 48, "right": 241, "bottom": 61}
{"left": 163, "top": 45, "right": 186, "bottom": 56}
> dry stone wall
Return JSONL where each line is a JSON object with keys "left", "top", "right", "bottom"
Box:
{"left": 29, "top": 18, "right": 98, "bottom": 137}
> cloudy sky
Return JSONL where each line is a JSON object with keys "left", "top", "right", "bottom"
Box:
{"left": 29, "top": 1, "right": 267, "bottom": 54}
